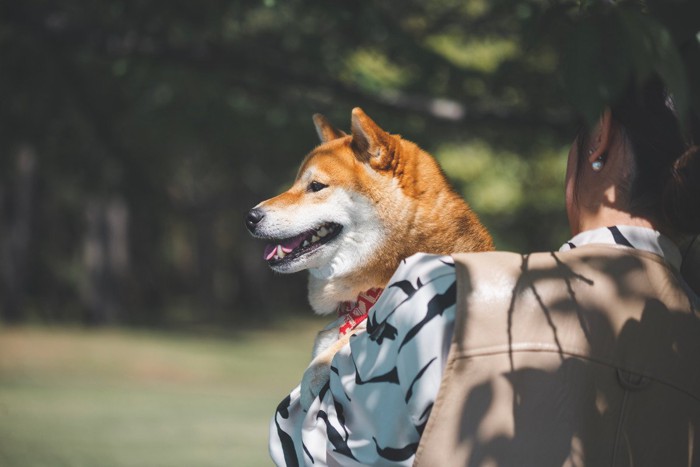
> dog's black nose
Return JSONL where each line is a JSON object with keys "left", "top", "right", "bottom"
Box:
{"left": 246, "top": 208, "right": 265, "bottom": 232}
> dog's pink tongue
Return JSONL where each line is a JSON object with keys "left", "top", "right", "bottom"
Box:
{"left": 263, "top": 244, "right": 278, "bottom": 261}
{"left": 263, "top": 233, "right": 307, "bottom": 260}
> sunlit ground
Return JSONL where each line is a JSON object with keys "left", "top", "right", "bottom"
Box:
{"left": 0, "top": 319, "right": 324, "bottom": 467}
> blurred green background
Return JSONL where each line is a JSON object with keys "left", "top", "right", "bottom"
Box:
{"left": 0, "top": 1, "right": 698, "bottom": 466}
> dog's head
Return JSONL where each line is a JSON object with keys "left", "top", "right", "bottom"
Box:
{"left": 246, "top": 108, "right": 398, "bottom": 280}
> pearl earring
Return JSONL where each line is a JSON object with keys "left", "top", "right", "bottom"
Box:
{"left": 591, "top": 158, "right": 604, "bottom": 171}
{"left": 588, "top": 148, "right": 603, "bottom": 171}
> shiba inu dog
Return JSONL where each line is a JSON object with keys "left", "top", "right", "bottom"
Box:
{"left": 246, "top": 108, "right": 492, "bottom": 408}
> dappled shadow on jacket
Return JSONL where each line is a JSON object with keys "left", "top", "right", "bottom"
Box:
{"left": 414, "top": 246, "right": 700, "bottom": 466}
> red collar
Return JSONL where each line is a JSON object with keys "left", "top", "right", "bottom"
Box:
{"left": 337, "top": 288, "right": 383, "bottom": 336}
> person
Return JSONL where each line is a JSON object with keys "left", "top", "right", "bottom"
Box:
{"left": 269, "top": 76, "right": 700, "bottom": 466}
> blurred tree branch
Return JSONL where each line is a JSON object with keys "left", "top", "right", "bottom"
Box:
{"left": 0, "top": 0, "right": 696, "bottom": 326}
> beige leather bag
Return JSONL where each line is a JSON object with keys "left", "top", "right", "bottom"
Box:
{"left": 414, "top": 246, "right": 700, "bottom": 467}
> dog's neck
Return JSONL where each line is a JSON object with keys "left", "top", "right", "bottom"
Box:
{"left": 307, "top": 272, "right": 385, "bottom": 315}
{"left": 336, "top": 287, "right": 383, "bottom": 335}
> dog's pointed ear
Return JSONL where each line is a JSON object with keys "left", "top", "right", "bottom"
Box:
{"left": 313, "top": 114, "right": 346, "bottom": 143}
{"left": 350, "top": 108, "right": 394, "bottom": 170}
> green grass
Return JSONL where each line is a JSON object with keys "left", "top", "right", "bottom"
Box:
{"left": 0, "top": 319, "right": 326, "bottom": 467}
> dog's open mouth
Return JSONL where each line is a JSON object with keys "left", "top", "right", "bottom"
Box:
{"left": 263, "top": 222, "right": 342, "bottom": 265}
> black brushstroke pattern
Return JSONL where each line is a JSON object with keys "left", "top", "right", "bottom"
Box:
{"left": 367, "top": 313, "right": 398, "bottom": 344}
{"left": 373, "top": 437, "right": 419, "bottom": 461}
{"left": 418, "top": 402, "right": 433, "bottom": 421}
{"left": 329, "top": 365, "right": 352, "bottom": 402}
{"left": 274, "top": 396, "right": 300, "bottom": 467}
{"left": 317, "top": 410, "right": 357, "bottom": 460}
{"left": 415, "top": 402, "right": 434, "bottom": 435}
{"left": 302, "top": 442, "right": 314, "bottom": 465}
{"left": 609, "top": 226, "right": 634, "bottom": 247}
{"left": 348, "top": 343, "right": 400, "bottom": 385}
{"left": 356, "top": 365, "right": 399, "bottom": 386}
{"left": 333, "top": 398, "right": 350, "bottom": 439}
{"left": 318, "top": 381, "right": 331, "bottom": 402}
{"left": 399, "top": 281, "right": 456, "bottom": 352}
{"left": 389, "top": 278, "right": 422, "bottom": 299}
{"left": 368, "top": 269, "right": 454, "bottom": 344}
{"left": 405, "top": 357, "right": 437, "bottom": 403}
{"left": 277, "top": 394, "right": 292, "bottom": 419}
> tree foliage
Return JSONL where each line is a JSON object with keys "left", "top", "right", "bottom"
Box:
{"left": 0, "top": 0, "right": 697, "bottom": 326}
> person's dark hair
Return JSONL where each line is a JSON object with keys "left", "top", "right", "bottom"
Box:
{"left": 577, "top": 76, "right": 700, "bottom": 235}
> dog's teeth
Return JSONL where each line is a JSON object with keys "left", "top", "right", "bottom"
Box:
{"left": 318, "top": 227, "right": 328, "bottom": 237}
{"left": 311, "top": 235, "right": 320, "bottom": 243}
{"left": 303, "top": 240, "right": 310, "bottom": 247}
{"left": 276, "top": 245, "right": 286, "bottom": 259}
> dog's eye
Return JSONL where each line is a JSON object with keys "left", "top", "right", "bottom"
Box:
{"left": 308, "top": 181, "right": 328, "bottom": 193}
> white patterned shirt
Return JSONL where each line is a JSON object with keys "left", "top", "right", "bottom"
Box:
{"left": 269, "top": 226, "right": 682, "bottom": 466}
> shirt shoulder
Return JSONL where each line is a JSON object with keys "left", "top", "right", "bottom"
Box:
{"left": 370, "top": 253, "right": 457, "bottom": 326}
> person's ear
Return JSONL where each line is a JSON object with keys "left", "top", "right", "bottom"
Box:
{"left": 588, "top": 109, "right": 613, "bottom": 165}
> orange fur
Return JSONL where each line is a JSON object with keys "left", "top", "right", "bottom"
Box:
{"left": 249, "top": 108, "right": 493, "bottom": 408}
{"left": 258, "top": 108, "right": 492, "bottom": 304}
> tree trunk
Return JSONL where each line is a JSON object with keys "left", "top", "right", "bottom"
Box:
{"left": 1, "top": 146, "right": 37, "bottom": 323}
{"left": 82, "top": 196, "right": 129, "bottom": 325}
{"left": 194, "top": 207, "right": 218, "bottom": 322}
